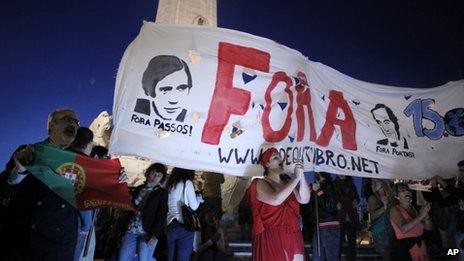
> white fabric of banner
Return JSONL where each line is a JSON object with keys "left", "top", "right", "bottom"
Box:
{"left": 109, "top": 22, "right": 464, "bottom": 180}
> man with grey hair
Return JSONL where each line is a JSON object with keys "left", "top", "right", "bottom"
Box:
{"left": 0, "top": 108, "right": 80, "bottom": 260}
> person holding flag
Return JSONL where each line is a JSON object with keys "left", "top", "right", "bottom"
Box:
{"left": 0, "top": 108, "right": 81, "bottom": 260}
{"left": 0, "top": 108, "right": 131, "bottom": 260}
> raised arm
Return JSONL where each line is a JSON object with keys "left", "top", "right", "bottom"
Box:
{"left": 293, "top": 162, "right": 310, "bottom": 204}
{"left": 257, "top": 174, "right": 301, "bottom": 206}
{"left": 429, "top": 175, "right": 459, "bottom": 207}
{"left": 390, "top": 203, "right": 430, "bottom": 234}
{"left": 6, "top": 145, "right": 34, "bottom": 185}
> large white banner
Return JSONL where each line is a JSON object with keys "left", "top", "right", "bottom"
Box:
{"left": 109, "top": 22, "right": 464, "bottom": 180}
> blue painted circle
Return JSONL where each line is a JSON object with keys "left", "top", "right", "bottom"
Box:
{"left": 444, "top": 108, "right": 464, "bottom": 136}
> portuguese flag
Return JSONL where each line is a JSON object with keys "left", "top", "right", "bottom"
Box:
{"left": 27, "top": 143, "right": 134, "bottom": 211}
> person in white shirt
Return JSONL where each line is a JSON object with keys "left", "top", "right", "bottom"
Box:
{"left": 165, "top": 168, "right": 203, "bottom": 261}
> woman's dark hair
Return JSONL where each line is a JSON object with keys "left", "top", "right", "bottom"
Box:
{"left": 391, "top": 182, "right": 410, "bottom": 205}
{"left": 336, "top": 175, "right": 353, "bottom": 182}
{"left": 145, "top": 163, "right": 167, "bottom": 184}
{"left": 71, "top": 127, "right": 93, "bottom": 151}
{"left": 90, "top": 145, "right": 108, "bottom": 158}
{"left": 371, "top": 179, "right": 393, "bottom": 201}
{"left": 165, "top": 167, "right": 195, "bottom": 191}
{"left": 263, "top": 167, "right": 269, "bottom": 177}
{"left": 362, "top": 178, "right": 374, "bottom": 199}
{"left": 392, "top": 183, "right": 409, "bottom": 195}
{"left": 142, "top": 55, "right": 192, "bottom": 98}
{"left": 458, "top": 160, "right": 464, "bottom": 167}
{"left": 317, "top": 172, "right": 332, "bottom": 184}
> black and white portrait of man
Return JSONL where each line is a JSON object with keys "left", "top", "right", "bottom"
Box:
{"left": 370, "top": 103, "right": 409, "bottom": 149}
{"left": 134, "top": 55, "right": 192, "bottom": 122}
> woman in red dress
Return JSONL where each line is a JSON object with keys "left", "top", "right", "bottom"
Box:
{"left": 249, "top": 147, "right": 311, "bottom": 261}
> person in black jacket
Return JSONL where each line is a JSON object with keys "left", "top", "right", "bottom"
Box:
{"left": 334, "top": 175, "right": 359, "bottom": 261}
{"left": 0, "top": 108, "right": 80, "bottom": 260}
{"left": 69, "top": 127, "right": 98, "bottom": 261}
{"left": 311, "top": 172, "right": 341, "bottom": 261}
{"left": 118, "top": 163, "right": 168, "bottom": 261}
{"left": 426, "top": 160, "right": 464, "bottom": 260}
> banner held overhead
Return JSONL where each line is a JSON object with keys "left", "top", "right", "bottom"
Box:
{"left": 109, "top": 22, "right": 464, "bottom": 180}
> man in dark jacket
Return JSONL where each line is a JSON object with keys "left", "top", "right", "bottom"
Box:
{"left": 0, "top": 108, "right": 80, "bottom": 260}
{"left": 334, "top": 175, "right": 359, "bottom": 261}
{"left": 69, "top": 127, "right": 97, "bottom": 261}
{"left": 426, "top": 161, "right": 464, "bottom": 260}
{"left": 311, "top": 172, "right": 341, "bottom": 261}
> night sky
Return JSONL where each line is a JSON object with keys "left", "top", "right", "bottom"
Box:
{"left": 1, "top": 0, "right": 463, "bottom": 170}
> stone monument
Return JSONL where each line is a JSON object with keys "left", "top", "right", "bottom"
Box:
{"left": 155, "top": 0, "right": 217, "bottom": 26}
{"left": 95, "top": 0, "right": 248, "bottom": 211}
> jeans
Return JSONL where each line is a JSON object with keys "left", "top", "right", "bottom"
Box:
{"left": 456, "top": 231, "right": 464, "bottom": 261}
{"left": 167, "top": 220, "right": 194, "bottom": 261}
{"left": 118, "top": 232, "right": 158, "bottom": 261}
{"left": 312, "top": 226, "right": 341, "bottom": 261}
{"left": 75, "top": 210, "right": 94, "bottom": 261}
{"left": 74, "top": 231, "right": 88, "bottom": 261}
{"left": 341, "top": 221, "right": 357, "bottom": 261}
{"left": 82, "top": 229, "right": 96, "bottom": 261}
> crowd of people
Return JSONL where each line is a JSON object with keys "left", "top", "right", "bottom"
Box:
{"left": 0, "top": 108, "right": 227, "bottom": 261}
{"left": 247, "top": 148, "right": 464, "bottom": 261}
{"left": 0, "top": 108, "right": 463, "bottom": 261}
{"left": 364, "top": 173, "right": 464, "bottom": 261}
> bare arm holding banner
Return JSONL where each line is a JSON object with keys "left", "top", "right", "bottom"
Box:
{"left": 293, "top": 160, "right": 310, "bottom": 204}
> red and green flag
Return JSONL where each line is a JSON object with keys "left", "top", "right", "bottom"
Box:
{"left": 27, "top": 143, "right": 135, "bottom": 211}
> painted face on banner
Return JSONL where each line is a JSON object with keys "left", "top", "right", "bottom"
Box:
{"left": 372, "top": 107, "right": 398, "bottom": 140}
{"left": 153, "top": 69, "right": 190, "bottom": 121}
